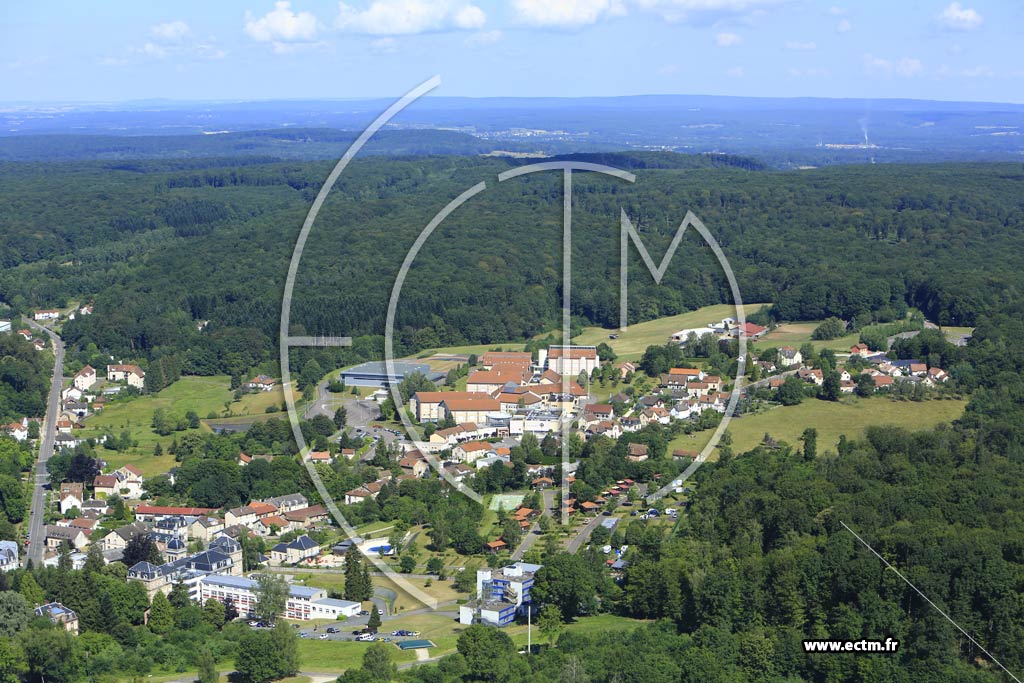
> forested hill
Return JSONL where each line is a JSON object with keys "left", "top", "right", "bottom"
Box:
{"left": 0, "top": 154, "right": 1022, "bottom": 383}
{"left": 0, "top": 128, "right": 538, "bottom": 162}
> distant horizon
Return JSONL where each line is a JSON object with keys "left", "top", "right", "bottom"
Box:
{"left": 3, "top": 91, "right": 1024, "bottom": 108}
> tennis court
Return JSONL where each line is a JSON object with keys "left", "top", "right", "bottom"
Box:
{"left": 396, "top": 639, "right": 435, "bottom": 650}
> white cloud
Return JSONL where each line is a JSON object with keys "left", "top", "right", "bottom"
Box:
{"left": 836, "top": 17, "right": 852, "bottom": 32}
{"left": 863, "top": 53, "right": 922, "bottom": 77}
{"left": 785, "top": 40, "right": 816, "bottom": 50}
{"left": 370, "top": 37, "right": 398, "bottom": 54}
{"left": 896, "top": 57, "right": 922, "bottom": 76}
{"left": 512, "top": 0, "right": 626, "bottom": 28}
{"left": 633, "top": 0, "right": 787, "bottom": 24}
{"left": 715, "top": 32, "right": 742, "bottom": 47}
{"left": 788, "top": 67, "right": 828, "bottom": 77}
{"left": 726, "top": 65, "right": 745, "bottom": 77}
{"left": 245, "top": 1, "right": 319, "bottom": 46}
{"left": 141, "top": 42, "right": 167, "bottom": 59}
{"left": 466, "top": 29, "right": 503, "bottom": 45}
{"left": 829, "top": 5, "right": 845, "bottom": 14}
{"left": 961, "top": 65, "right": 993, "bottom": 77}
{"left": 151, "top": 21, "right": 191, "bottom": 41}
{"left": 337, "top": 0, "right": 486, "bottom": 35}
{"left": 937, "top": 2, "right": 983, "bottom": 30}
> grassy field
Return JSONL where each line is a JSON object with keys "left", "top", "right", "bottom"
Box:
{"left": 671, "top": 396, "right": 967, "bottom": 457}
{"left": 80, "top": 375, "right": 287, "bottom": 477}
{"left": 297, "top": 638, "right": 418, "bottom": 672}
{"left": 572, "top": 303, "right": 770, "bottom": 361}
{"left": 754, "top": 322, "right": 861, "bottom": 352}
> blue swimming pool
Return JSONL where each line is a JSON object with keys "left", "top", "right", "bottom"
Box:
{"left": 369, "top": 544, "right": 393, "bottom": 555}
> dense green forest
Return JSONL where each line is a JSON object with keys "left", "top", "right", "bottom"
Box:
{"left": 0, "top": 331, "right": 52, "bottom": 422}
{"left": 1, "top": 155, "right": 1022, "bottom": 389}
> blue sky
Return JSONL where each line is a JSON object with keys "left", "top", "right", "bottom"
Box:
{"left": 3, "top": 1, "right": 1022, "bottom": 103}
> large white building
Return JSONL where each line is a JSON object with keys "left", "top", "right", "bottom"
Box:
{"left": 539, "top": 346, "right": 599, "bottom": 376}
{"left": 459, "top": 562, "right": 541, "bottom": 627}
{"left": 198, "top": 574, "right": 361, "bottom": 621}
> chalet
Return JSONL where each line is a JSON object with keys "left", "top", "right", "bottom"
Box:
{"left": 340, "top": 448, "right": 356, "bottom": 459}
{"left": 768, "top": 377, "right": 786, "bottom": 390}
{"left": 244, "top": 375, "right": 277, "bottom": 392}
{"left": 643, "top": 406, "right": 671, "bottom": 424}
{"left": 673, "top": 449, "right": 699, "bottom": 461}
{"left": 531, "top": 476, "right": 554, "bottom": 489}
{"left": 79, "top": 303, "right": 94, "bottom": 315}
{"left": 106, "top": 364, "right": 145, "bottom": 389}
{"left": 908, "top": 363, "right": 928, "bottom": 377}
{"left": 621, "top": 415, "right": 643, "bottom": 432}
{"left": 928, "top": 367, "right": 949, "bottom": 383}
{"left": 73, "top": 365, "right": 97, "bottom": 391}
{"left": 872, "top": 375, "right": 894, "bottom": 389}
{"left": 309, "top": 451, "right": 333, "bottom": 464}
{"left": 17, "top": 329, "right": 32, "bottom": 341}
{"left": 238, "top": 452, "right": 252, "bottom": 466}
{"left": 32, "top": 339, "right": 45, "bottom": 351}
{"left": 484, "top": 539, "right": 506, "bottom": 554}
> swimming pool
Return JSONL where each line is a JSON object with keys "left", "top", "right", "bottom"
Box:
{"left": 368, "top": 544, "right": 393, "bottom": 555}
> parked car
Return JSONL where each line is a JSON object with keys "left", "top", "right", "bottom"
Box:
{"left": 319, "top": 634, "right": 329, "bottom": 640}
{"left": 358, "top": 610, "right": 370, "bottom": 616}
{"left": 326, "top": 627, "right": 338, "bottom": 634}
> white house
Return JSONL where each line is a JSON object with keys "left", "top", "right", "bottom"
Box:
{"left": 539, "top": 346, "right": 599, "bottom": 376}
{"left": 34, "top": 310, "right": 60, "bottom": 321}
{"left": 107, "top": 364, "right": 145, "bottom": 389}
{"left": 73, "top": 365, "right": 97, "bottom": 391}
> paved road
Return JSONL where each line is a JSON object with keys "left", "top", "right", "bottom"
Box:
{"left": 566, "top": 512, "right": 606, "bottom": 554}
{"left": 510, "top": 488, "right": 554, "bottom": 561}
{"left": 24, "top": 320, "right": 65, "bottom": 566}
{"left": 743, "top": 368, "right": 799, "bottom": 392}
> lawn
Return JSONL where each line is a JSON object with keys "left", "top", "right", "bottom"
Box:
{"left": 671, "top": 396, "right": 967, "bottom": 458}
{"left": 571, "top": 303, "right": 770, "bottom": 361}
{"left": 298, "top": 638, "right": 418, "bottom": 672}
{"left": 80, "top": 375, "right": 287, "bottom": 477}
{"left": 754, "top": 322, "right": 861, "bottom": 353}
